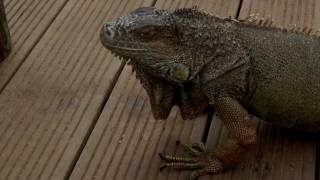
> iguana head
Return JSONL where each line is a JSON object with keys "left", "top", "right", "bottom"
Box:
{"left": 100, "top": 7, "right": 212, "bottom": 120}
{"left": 100, "top": 7, "right": 191, "bottom": 82}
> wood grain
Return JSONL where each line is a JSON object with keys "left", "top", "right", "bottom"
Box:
{"left": 0, "top": 0, "right": 153, "bottom": 179}
{"left": 0, "top": 0, "right": 70, "bottom": 89}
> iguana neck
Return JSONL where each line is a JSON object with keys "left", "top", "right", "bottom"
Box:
{"left": 173, "top": 14, "right": 247, "bottom": 85}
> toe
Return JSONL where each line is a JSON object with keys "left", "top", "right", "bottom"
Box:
{"left": 191, "top": 142, "right": 207, "bottom": 152}
{"left": 159, "top": 153, "right": 198, "bottom": 163}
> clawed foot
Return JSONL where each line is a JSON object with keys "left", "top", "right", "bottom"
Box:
{"left": 159, "top": 141, "right": 225, "bottom": 179}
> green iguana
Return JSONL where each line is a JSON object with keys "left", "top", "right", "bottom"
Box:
{"left": 100, "top": 6, "right": 320, "bottom": 179}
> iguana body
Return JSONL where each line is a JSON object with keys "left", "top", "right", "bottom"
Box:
{"left": 239, "top": 24, "right": 320, "bottom": 131}
{"left": 100, "top": 7, "right": 320, "bottom": 179}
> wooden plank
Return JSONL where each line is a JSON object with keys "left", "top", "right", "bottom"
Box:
{"left": 0, "top": 0, "right": 154, "bottom": 179}
{"left": 0, "top": 0, "right": 70, "bottom": 89}
{"left": 0, "top": 0, "right": 11, "bottom": 61}
{"left": 205, "top": 0, "right": 319, "bottom": 179}
{"left": 70, "top": 0, "right": 240, "bottom": 180}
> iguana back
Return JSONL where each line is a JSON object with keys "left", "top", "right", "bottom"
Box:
{"left": 237, "top": 25, "right": 320, "bottom": 131}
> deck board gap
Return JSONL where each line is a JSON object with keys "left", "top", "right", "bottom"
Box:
{"left": 236, "top": 0, "right": 244, "bottom": 18}
{"left": 151, "top": 0, "right": 158, "bottom": 6}
{"left": 201, "top": 107, "right": 214, "bottom": 143}
{"left": 63, "top": 62, "right": 126, "bottom": 180}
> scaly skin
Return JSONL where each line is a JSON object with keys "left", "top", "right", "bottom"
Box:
{"left": 100, "top": 7, "right": 320, "bottom": 179}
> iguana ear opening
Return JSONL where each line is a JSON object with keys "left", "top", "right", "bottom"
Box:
{"left": 151, "top": 62, "right": 191, "bottom": 83}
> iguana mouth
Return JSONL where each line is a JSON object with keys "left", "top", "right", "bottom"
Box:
{"left": 100, "top": 23, "right": 148, "bottom": 53}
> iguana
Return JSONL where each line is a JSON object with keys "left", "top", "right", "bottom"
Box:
{"left": 100, "top": 6, "right": 320, "bottom": 179}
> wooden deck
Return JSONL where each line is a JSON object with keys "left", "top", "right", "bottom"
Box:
{"left": 0, "top": 0, "right": 319, "bottom": 179}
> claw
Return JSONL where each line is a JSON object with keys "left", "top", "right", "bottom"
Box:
{"left": 176, "top": 140, "right": 181, "bottom": 146}
{"left": 190, "top": 168, "right": 211, "bottom": 180}
{"left": 190, "top": 169, "right": 207, "bottom": 180}
{"left": 180, "top": 142, "right": 202, "bottom": 156}
{"left": 160, "top": 164, "right": 168, "bottom": 171}
{"left": 191, "top": 142, "right": 207, "bottom": 152}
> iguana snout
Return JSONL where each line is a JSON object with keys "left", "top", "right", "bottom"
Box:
{"left": 100, "top": 7, "right": 181, "bottom": 66}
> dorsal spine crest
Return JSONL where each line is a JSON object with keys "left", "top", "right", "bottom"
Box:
{"left": 173, "top": 8, "right": 320, "bottom": 39}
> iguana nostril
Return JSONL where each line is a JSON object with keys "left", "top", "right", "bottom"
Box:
{"left": 100, "top": 23, "right": 117, "bottom": 47}
{"left": 106, "top": 29, "right": 111, "bottom": 37}
{"left": 104, "top": 23, "right": 114, "bottom": 38}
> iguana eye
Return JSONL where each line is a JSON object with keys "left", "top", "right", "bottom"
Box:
{"left": 151, "top": 62, "right": 190, "bottom": 83}
{"left": 141, "top": 30, "right": 155, "bottom": 37}
{"left": 138, "top": 26, "right": 156, "bottom": 38}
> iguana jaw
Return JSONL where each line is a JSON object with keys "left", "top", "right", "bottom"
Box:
{"left": 100, "top": 6, "right": 181, "bottom": 66}
{"left": 100, "top": 7, "right": 213, "bottom": 120}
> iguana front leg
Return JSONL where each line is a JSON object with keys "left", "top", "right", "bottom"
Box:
{"left": 160, "top": 96, "right": 257, "bottom": 179}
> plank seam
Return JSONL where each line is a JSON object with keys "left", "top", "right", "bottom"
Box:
{"left": 63, "top": 62, "right": 126, "bottom": 180}
{"left": 103, "top": 87, "right": 146, "bottom": 180}
{"left": 63, "top": 1, "right": 140, "bottom": 179}
{"left": 0, "top": 1, "right": 91, "bottom": 178}
{"left": 236, "top": 0, "right": 244, "bottom": 19}
{"left": 47, "top": 57, "right": 124, "bottom": 179}
{"left": 63, "top": 0, "right": 158, "bottom": 178}
{"left": 65, "top": 0, "right": 145, "bottom": 178}
{"left": 201, "top": 106, "right": 214, "bottom": 143}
